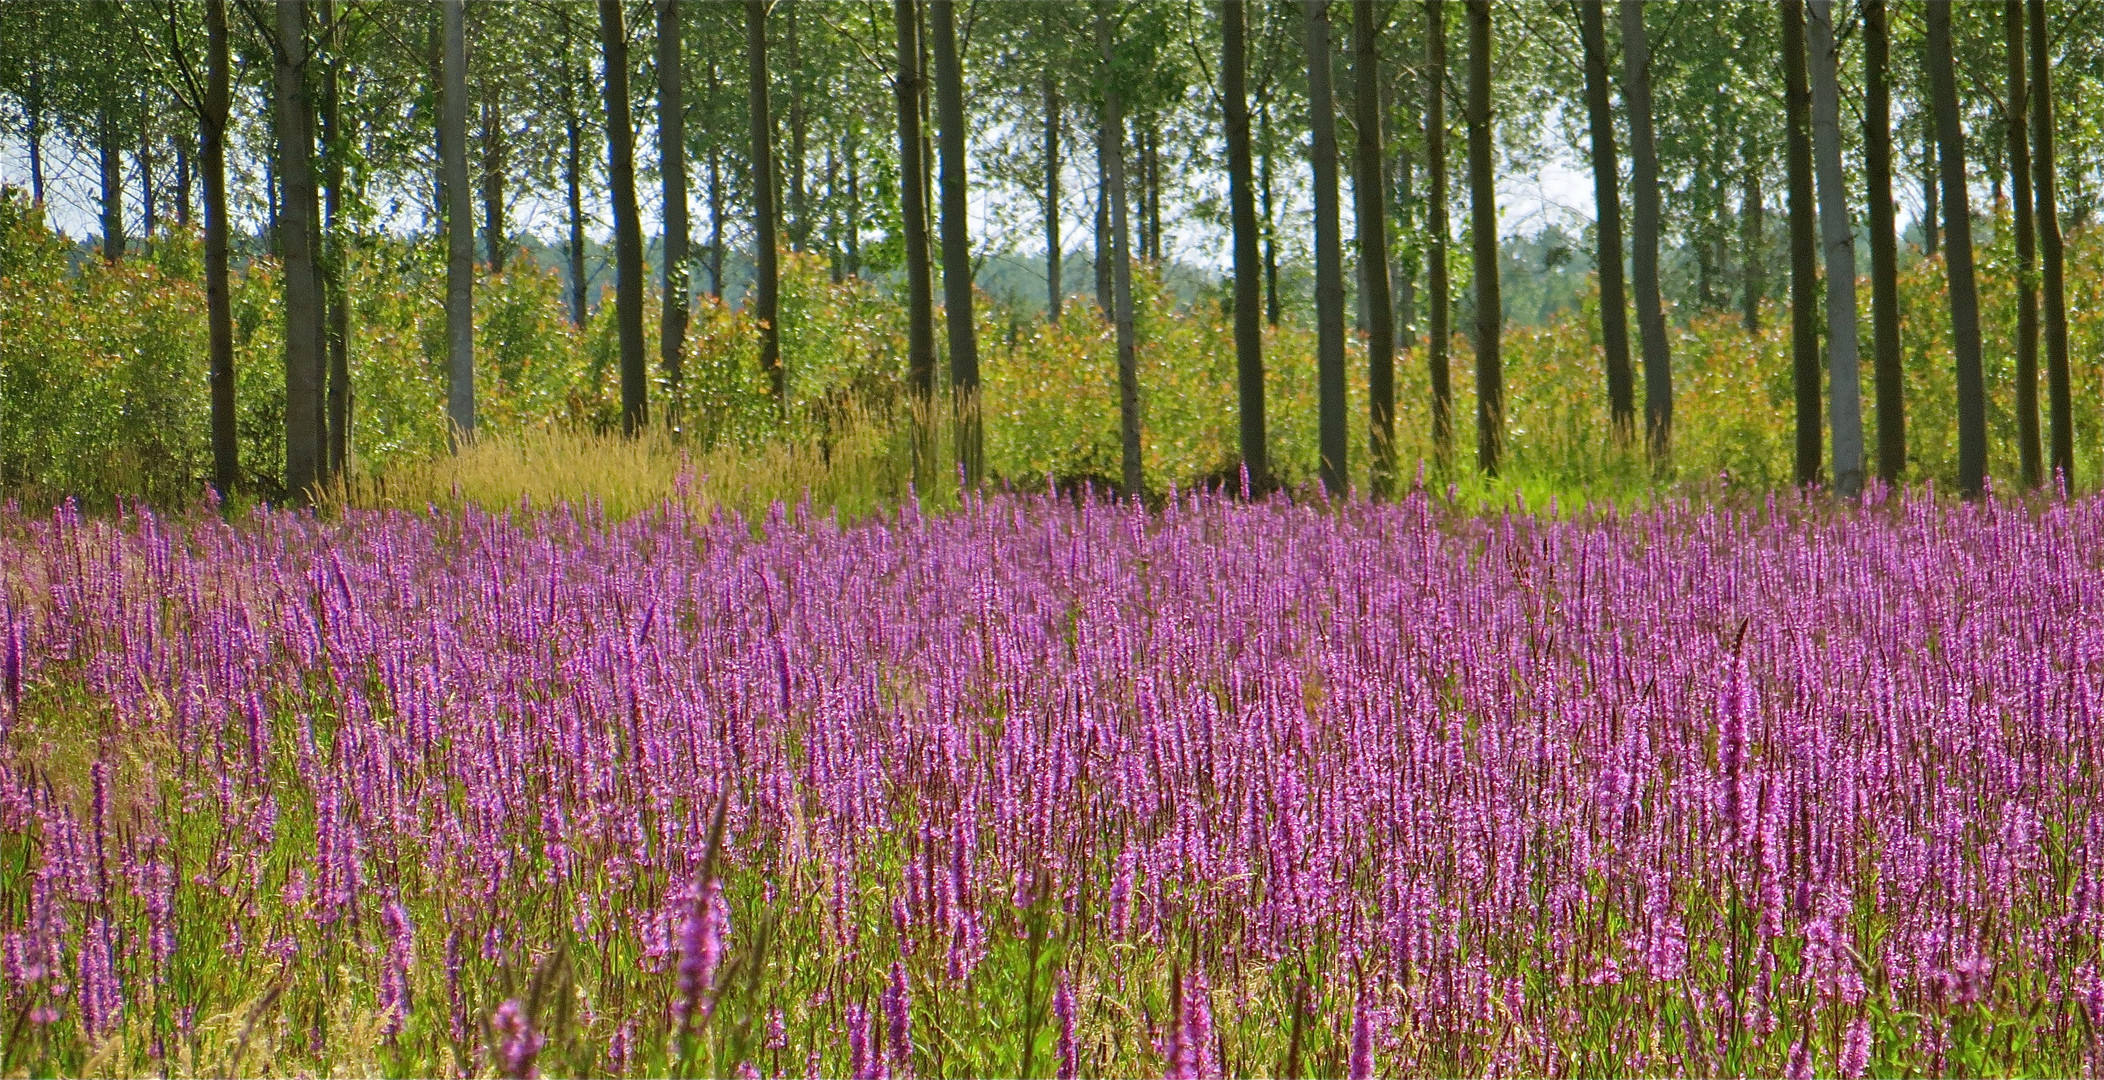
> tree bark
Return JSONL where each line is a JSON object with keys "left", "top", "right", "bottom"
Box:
{"left": 1781, "top": 0, "right": 1820, "bottom": 487}
{"left": 25, "top": 70, "right": 45, "bottom": 205}
{"left": 480, "top": 91, "right": 507, "bottom": 273}
{"left": 1260, "top": 104, "right": 1281, "bottom": 327}
{"left": 786, "top": 3, "right": 807, "bottom": 251}
{"left": 1808, "top": 0, "right": 1863, "bottom": 495}
{"left": 99, "top": 110, "right": 122, "bottom": 263}
{"left": 322, "top": 0, "right": 349, "bottom": 478}
{"left": 894, "top": 0, "right": 935, "bottom": 403}
{"left": 707, "top": 60, "right": 725, "bottom": 298}
{"left": 746, "top": 0, "right": 782, "bottom": 406}
{"left": 565, "top": 105, "right": 588, "bottom": 322}
{"left": 658, "top": 0, "right": 689, "bottom": 429}
{"left": 600, "top": 0, "right": 647, "bottom": 434}
{"left": 1353, "top": 0, "right": 1395, "bottom": 496}
{"left": 1864, "top": 0, "right": 1905, "bottom": 485}
{"left": 442, "top": 0, "right": 475, "bottom": 447}
{"left": 1100, "top": 4, "right": 1142, "bottom": 498}
{"left": 844, "top": 123, "right": 859, "bottom": 278}
{"left": 930, "top": 0, "right": 980, "bottom": 485}
{"left": 1424, "top": 0, "right": 1450, "bottom": 461}
{"left": 1466, "top": 0, "right": 1500, "bottom": 476}
{"left": 204, "top": 0, "right": 237, "bottom": 497}
{"left": 1620, "top": 0, "right": 1670, "bottom": 464}
{"left": 279, "top": 0, "right": 326, "bottom": 496}
{"left": 2005, "top": 0, "right": 2040, "bottom": 487}
{"left": 2030, "top": 0, "right": 2072, "bottom": 485}
{"left": 1306, "top": 0, "right": 1349, "bottom": 494}
{"left": 1044, "top": 64, "right": 1061, "bottom": 322}
{"left": 1223, "top": 0, "right": 1266, "bottom": 490}
{"left": 1577, "top": 0, "right": 1633, "bottom": 440}
{"left": 1927, "top": 0, "right": 1986, "bottom": 497}
{"left": 1740, "top": 161, "right": 1762, "bottom": 333}
{"left": 1921, "top": 127, "right": 1937, "bottom": 256}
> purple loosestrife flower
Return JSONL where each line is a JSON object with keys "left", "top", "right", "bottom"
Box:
{"left": 1840, "top": 1015, "right": 1871, "bottom": 1079}
{"left": 77, "top": 917, "right": 121, "bottom": 1042}
{"left": 1054, "top": 976, "right": 1078, "bottom": 1080}
{"left": 674, "top": 877, "right": 728, "bottom": 1027}
{"left": 884, "top": 960, "right": 913, "bottom": 1079}
{"left": 1349, "top": 992, "right": 1374, "bottom": 1080}
{"left": 847, "top": 1003, "right": 875, "bottom": 1080}
{"left": 1183, "top": 972, "right": 1216, "bottom": 1080}
{"left": 490, "top": 998, "right": 544, "bottom": 1080}
{"left": 379, "top": 899, "right": 415, "bottom": 1037}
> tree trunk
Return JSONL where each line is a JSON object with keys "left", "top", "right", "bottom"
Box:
{"left": 25, "top": 71, "right": 44, "bottom": 205}
{"left": 1466, "top": 0, "right": 1500, "bottom": 476}
{"left": 99, "top": 110, "right": 122, "bottom": 263}
{"left": 322, "top": 0, "right": 349, "bottom": 479}
{"left": 137, "top": 103, "right": 156, "bottom": 247}
{"left": 658, "top": 0, "right": 689, "bottom": 430}
{"left": 1094, "top": 118, "right": 1111, "bottom": 315}
{"left": 1044, "top": 65, "right": 1061, "bottom": 322}
{"left": 1145, "top": 126, "right": 1162, "bottom": 262}
{"left": 600, "top": 0, "right": 647, "bottom": 434}
{"left": 2030, "top": 0, "right": 2072, "bottom": 485}
{"left": 746, "top": 0, "right": 782, "bottom": 405}
{"left": 844, "top": 124, "right": 859, "bottom": 278}
{"left": 480, "top": 91, "right": 507, "bottom": 273}
{"left": 1781, "top": 0, "right": 1820, "bottom": 487}
{"left": 204, "top": 0, "right": 237, "bottom": 497}
{"left": 1927, "top": 0, "right": 1986, "bottom": 497}
{"left": 1100, "top": 4, "right": 1142, "bottom": 498}
{"left": 708, "top": 60, "right": 725, "bottom": 298}
{"left": 1921, "top": 129, "right": 1937, "bottom": 256}
{"left": 1424, "top": 0, "right": 1450, "bottom": 461}
{"left": 279, "top": 0, "right": 326, "bottom": 496}
{"left": 930, "top": 0, "right": 980, "bottom": 485}
{"left": 1390, "top": 58, "right": 1417, "bottom": 357}
{"left": 1260, "top": 104, "right": 1280, "bottom": 327}
{"left": 442, "top": 0, "right": 475, "bottom": 446}
{"left": 1864, "top": 0, "right": 1905, "bottom": 485}
{"left": 1577, "top": 0, "right": 1632, "bottom": 439}
{"left": 1619, "top": 0, "right": 1670, "bottom": 464}
{"left": 787, "top": 1, "right": 807, "bottom": 251}
{"left": 895, "top": 0, "right": 936, "bottom": 406}
{"left": 1353, "top": 0, "right": 1395, "bottom": 496}
{"left": 1223, "top": 0, "right": 1266, "bottom": 490}
{"left": 565, "top": 102, "right": 588, "bottom": 323}
{"left": 2005, "top": 0, "right": 2040, "bottom": 487}
{"left": 1808, "top": 0, "right": 1863, "bottom": 495}
{"left": 1306, "top": 0, "right": 1349, "bottom": 494}
{"left": 1740, "top": 161, "right": 1762, "bottom": 332}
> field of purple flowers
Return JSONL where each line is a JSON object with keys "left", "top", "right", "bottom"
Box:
{"left": 2, "top": 488, "right": 2102, "bottom": 1077}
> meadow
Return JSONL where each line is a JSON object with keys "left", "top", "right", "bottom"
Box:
{"left": 3, "top": 486, "right": 2102, "bottom": 1077}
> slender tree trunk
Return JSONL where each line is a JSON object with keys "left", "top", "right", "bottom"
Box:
{"left": 1424, "top": 0, "right": 1450, "bottom": 461}
{"left": 1466, "top": 0, "right": 1500, "bottom": 475}
{"left": 1808, "top": 0, "right": 1863, "bottom": 495}
{"left": 1921, "top": 128, "right": 1938, "bottom": 256}
{"left": 1391, "top": 58, "right": 1417, "bottom": 356}
{"left": 708, "top": 60, "right": 725, "bottom": 298}
{"left": 1044, "top": 66, "right": 1061, "bottom": 322}
{"left": 137, "top": 105, "right": 156, "bottom": 247}
{"left": 1094, "top": 123, "right": 1111, "bottom": 314}
{"left": 1927, "top": 0, "right": 1986, "bottom": 497}
{"left": 1864, "top": 0, "right": 1905, "bottom": 485}
{"left": 1577, "top": 0, "right": 1632, "bottom": 439}
{"left": 658, "top": 0, "right": 689, "bottom": 430}
{"left": 600, "top": 0, "right": 647, "bottom": 434}
{"left": 99, "top": 110, "right": 122, "bottom": 263}
{"left": 1100, "top": 4, "right": 1142, "bottom": 498}
{"left": 787, "top": 2, "right": 807, "bottom": 251}
{"left": 1260, "top": 104, "right": 1280, "bottom": 327}
{"left": 204, "top": 0, "right": 237, "bottom": 497}
{"left": 1781, "top": 0, "right": 1820, "bottom": 487}
{"left": 322, "top": 0, "right": 349, "bottom": 479}
{"left": 279, "top": 0, "right": 326, "bottom": 496}
{"left": 2030, "top": 0, "right": 2072, "bottom": 485}
{"left": 747, "top": 0, "right": 782, "bottom": 406}
{"left": 844, "top": 122, "right": 860, "bottom": 278}
{"left": 480, "top": 92, "right": 507, "bottom": 273}
{"left": 565, "top": 106, "right": 587, "bottom": 323}
{"left": 1145, "top": 126, "right": 1162, "bottom": 262}
{"left": 930, "top": 0, "right": 980, "bottom": 485}
{"left": 1740, "top": 162, "right": 1763, "bottom": 332}
{"left": 1223, "top": 0, "right": 1266, "bottom": 490}
{"left": 2005, "top": 0, "right": 2040, "bottom": 487}
{"left": 895, "top": 0, "right": 936, "bottom": 404}
{"left": 1619, "top": 0, "right": 1670, "bottom": 464}
{"left": 1353, "top": 0, "right": 1395, "bottom": 496}
{"left": 25, "top": 71, "right": 44, "bottom": 205}
{"left": 1306, "top": 0, "right": 1349, "bottom": 494}
{"left": 442, "top": 0, "right": 474, "bottom": 445}
{"left": 825, "top": 141, "right": 842, "bottom": 280}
